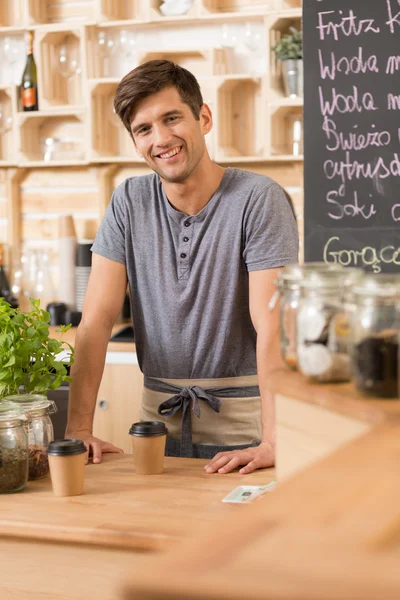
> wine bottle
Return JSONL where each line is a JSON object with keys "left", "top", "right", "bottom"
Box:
{"left": 0, "top": 244, "right": 18, "bottom": 308}
{"left": 21, "top": 31, "right": 38, "bottom": 112}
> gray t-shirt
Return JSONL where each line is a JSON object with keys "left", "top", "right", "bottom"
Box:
{"left": 92, "top": 167, "right": 299, "bottom": 379}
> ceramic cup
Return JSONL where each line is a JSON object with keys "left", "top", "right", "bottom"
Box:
{"left": 129, "top": 421, "right": 168, "bottom": 475}
{"left": 47, "top": 438, "right": 86, "bottom": 497}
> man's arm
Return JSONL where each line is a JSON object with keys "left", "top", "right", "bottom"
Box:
{"left": 65, "top": 254, "right": 128, "bottom": 463}
{"left": 205, "top": 268, "right": 284, "bottom": 474}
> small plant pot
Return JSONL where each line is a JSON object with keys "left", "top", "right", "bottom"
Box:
{"left": 282, "top": 59, "right": 303, "bottom": 98}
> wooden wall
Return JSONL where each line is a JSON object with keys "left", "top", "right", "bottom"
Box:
{"left": 1, "top": 160, "right": 303, "bottom": 303}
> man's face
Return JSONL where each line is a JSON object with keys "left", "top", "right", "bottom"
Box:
{"left": 130, "top": 86, "right": 211, "bottom": 183}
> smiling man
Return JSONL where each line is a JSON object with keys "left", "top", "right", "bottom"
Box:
{"left": 66, "top": 60, "right": 299, "bottom": 474}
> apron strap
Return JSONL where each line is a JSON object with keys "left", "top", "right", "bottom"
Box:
{"left": 144, "top": 376, "right": 260, "bottom": 458}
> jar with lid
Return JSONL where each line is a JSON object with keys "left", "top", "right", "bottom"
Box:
{"left": 271, "top": 262, "right": 344, "bottom": 370}
{"left": 3, "top": 394, "right": 57, "bottom": 479}
{"left": 350, "top": 274, "right": 400, "bottom": 398}
{"left": 0, "top": 401, "right": 29, "bottom": 493}
{"left": 296, "top": 268, "right": 363, "bottom": 382}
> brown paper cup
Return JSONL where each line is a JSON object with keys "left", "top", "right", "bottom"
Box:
{"left": 129, "top": 421, "right": 168, "bottom": 475}
{"left": 48, "top": 453, "right": 85, "bottom": 497}
{"left": 131, "top": 434, "right": 167, "bottom": 475}
{"left": 47, "top": 439, "right": 86, "bottom": 497}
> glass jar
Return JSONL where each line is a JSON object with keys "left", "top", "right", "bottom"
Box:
{"left": 297, "top": 268, "right": 363, "bottom": 383}
{"left": 271, "top": 262, "right": 345, "bottom": 370}
{"left": 0, "top": 401, "right": 28, "bottom": 493}
{"left": 350, "top": 275, "right": 400, "bottom": 398}
{"left": 3, "top": 394, "right": 57, "bottom": 479}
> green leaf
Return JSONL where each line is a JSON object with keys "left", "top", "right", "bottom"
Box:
{"left": 3, "top": 355, "right": 16, "bottom": 367}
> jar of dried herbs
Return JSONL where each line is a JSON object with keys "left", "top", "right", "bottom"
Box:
{"left": 3, "top": 395, "right": 57, "bottom": 479}
{"left": 0, "top": 401, "right": 29, "bottom": 494}
{"left": 297, "top": 268, "right": 363, "bottom": 383}
{"left": 351, "top": 275, "right": 400, "bottom": 398}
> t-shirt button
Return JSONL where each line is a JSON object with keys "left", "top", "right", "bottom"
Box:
{"left": 184, "top": 220, "right": 191, "bottom": 227}
{"left": 183, "top": 236, "right": 189, "bottom": 242}
{"left": 180, "top": 253, "right": 187, "bottom": 259}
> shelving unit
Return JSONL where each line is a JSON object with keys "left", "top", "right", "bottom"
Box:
{"left": 0, "top": 1, "right": 303, "bottom": 168}
{"left": 17, "top": 111, "right": 87, "bottom": 166}
{"left": 36, "top": 26, "right": 87, "bottom": 110}
{"left": 216, "top": 76, "right": 264, "bottom": 160}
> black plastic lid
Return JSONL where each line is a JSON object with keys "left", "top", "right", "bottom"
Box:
{"left": 47, "top": 439, "right": 87, "bottom": 456}
{"left": 129, "top": 421, "right": 168, "bottom": 437}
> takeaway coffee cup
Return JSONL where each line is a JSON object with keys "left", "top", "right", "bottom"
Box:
{"left": 47, "top": 439, "right": 86, "bottom": 497}
{"left": 129, "top": 421, "right": 168, "bottom": 475}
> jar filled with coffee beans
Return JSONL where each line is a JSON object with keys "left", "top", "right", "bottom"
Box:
{"left": 350, "top": 275, "right": 400, "bottom": 398}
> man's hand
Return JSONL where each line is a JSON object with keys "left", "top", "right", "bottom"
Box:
{"left": 204, "top": 441, "right": 274, "bottom": 475}
{"left": 66, "top": 429, "right": 124, "bottom": 464}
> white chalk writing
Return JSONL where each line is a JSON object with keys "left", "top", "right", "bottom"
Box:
{"left": 392, "top": 204, "right": 400, "bottom": 221}
{"left": 327, "top": 190, "right": 377, "bottom": 220}
{"left": 386, "top": 55, "right": 400, "bottom": 73}
{"left": 319, "top": 86, "right": 378, "bottom": 116}
{"left": 388, "top": 94, "right": 400, "bottom": 109}
{"left": 323, "top": 236, "right": 400, "bottom": 273}
{"left": 317, "top": 10, "right": 380, "bottom": 41}
{"left": 319, "top": 47, "right": 379, "bottom": 80}
{"left": 386, "top": 0, "right": 400, "bottom": 33}
{"left": 324, "top": 152, "right": 400, "bottom": 185}
{"left": 322, "top": 117, "right": 391, "bottom": 152}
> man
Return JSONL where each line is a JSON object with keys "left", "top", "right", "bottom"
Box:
{"left": 66, "top": 60, "right": 298, "bottom": 474}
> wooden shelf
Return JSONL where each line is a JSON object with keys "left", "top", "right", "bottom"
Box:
{"left": 97, "top": 0, "right": 143, "bottom": 22}
{"left": 0, "top": 0, "right": 305, "bottom": 167}
{"left": 36, "top": 27, "right": 86, "bottom": 110}
{"left": 17, "top": 113, "right": 87, "bottom": 165}
{"left": 201, "top": 0, "right": 272, "bottom": 14}
{"left": 27, "top": 0, "right": 96, "bottom": 25}
{"left": 90, "top": 80, "right": 138, "bottom": 162}
{"left": 269, "top": 12, "right": 302, "bottom": 99}
{"left": 270, "top": 105, "right": 303, "bottom": 157}
{"left": 216, "top": 76, "right": 264, "bottom": 160}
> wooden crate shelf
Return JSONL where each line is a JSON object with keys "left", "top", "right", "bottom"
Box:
{"left": 276, "top": 0, "right": 301, "bottom": 9}
{"left": 216, "top": 76, "right": 264, "bottom": 160}
{"left": 0, "top": 1, "right": 26, "bottom": 27}
{"left": 270, "top": 104, "right": 303, "bottom": 158}
{"left": 269, "top": 12, "right": 302, "bottom": 101}
{"left": 0, "top": 0, "right": 305, "bottom": 169}
{"left": 27, "top": 0, "right": 96, "bottom": 25}
{"left": 17, "top": 113, "right": 87, "bottom": 165}
{"left": 97, "top": 0, "right": 141, "bottom": 22}
{"left": 201, "top": 0, "right": 272, "bottom": 14}
{"left": 89, "top": 81, "right": 139, "bottom": 162}
{"left": 148, "top": 0, "right": 199, "bottom": 20}
{"left": 86, "top": 25, "right": 139, "bottom": 79}
{"left": 138, "top": 48, "right": 231, "bottom": 78}
{"left": 36, "top": 27, "right": 86, "bottom": 110}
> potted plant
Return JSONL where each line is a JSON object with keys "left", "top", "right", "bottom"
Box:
{"left": 272, "top": 26, "right": 303, "bottom": 98}
{"left": 0, "top": 298, "right": 74, "bottom": 481}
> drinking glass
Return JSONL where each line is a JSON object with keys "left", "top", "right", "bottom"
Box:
{"left": 57, "top": 38, "right": 82, "bottom": 79}
{"left": 2, "top": 36, "right": 21, "bottom": 85}
{"left": 97, "top": 30, "right": 116, "bottom": 77}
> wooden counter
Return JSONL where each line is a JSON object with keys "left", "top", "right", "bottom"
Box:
{"left": 122, "top": 370, "right": 400, "bottom": 600}
{"left": 0, "top": 455, "right": 273, "bottom": 599}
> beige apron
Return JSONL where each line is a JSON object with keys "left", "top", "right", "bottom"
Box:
{"left": 140, "top": 375, "right": 261, "bottom": 456}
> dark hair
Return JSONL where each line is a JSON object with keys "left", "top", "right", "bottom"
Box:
{"left": 113, "top": 59, "right": 204, "bottom": 137}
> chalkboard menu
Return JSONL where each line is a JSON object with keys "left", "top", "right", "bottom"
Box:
{"left": 303, "top": 0, "right": 400, "bottom": 272}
